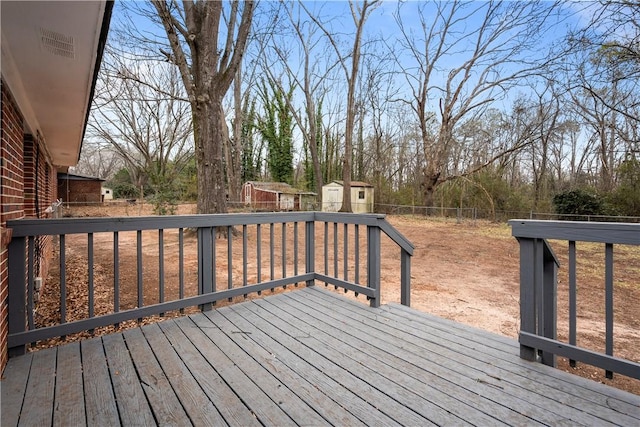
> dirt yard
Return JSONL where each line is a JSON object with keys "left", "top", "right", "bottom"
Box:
{"left": 39, "top": 202, "right": 639, "bottom": 394}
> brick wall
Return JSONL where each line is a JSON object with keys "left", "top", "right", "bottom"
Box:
{"left": 1, "top": 80, "right": 25, "bottom": 372}
{"left": 1, "top": 80, "right": 57, "bottom": 373}
{"left": 58, "top": 179, "right": 102, "bottom": 203}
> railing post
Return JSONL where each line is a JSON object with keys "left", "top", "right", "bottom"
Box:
{"left": 198, "top": 227, "right": 214, "bottom": 311}
{"left": 367, "top": 224, "right": 381, "bottom": 308}
{"left": 7, "top": 236, "right": 27, "bottom": 356}
{"left": 517, "top": 237, "right": 537, "bottom": 362}
{"left": 305, "top": 219, "right": 315, "bottom": 287}
{"left": 400, "top": 249, "right": 411, "bottom": 307}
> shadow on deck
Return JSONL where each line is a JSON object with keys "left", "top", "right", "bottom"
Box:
{"left": 2, "top": 286, "right": 638, "bottom": 426}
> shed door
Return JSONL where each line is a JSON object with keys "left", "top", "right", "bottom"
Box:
{"left": 244, "top": 184, "right": 251, "bottom": 203}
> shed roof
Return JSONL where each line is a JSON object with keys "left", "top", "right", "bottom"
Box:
{"left": 246, "top": 181, "right": 316, "bottom": 196}
{"left": 57, "top": 173, "right": 105, "bottom": 182}
{"left": 326, "top": 180, "right": 374, "bottom": 188}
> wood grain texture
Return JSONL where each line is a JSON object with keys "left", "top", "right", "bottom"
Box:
{"left": 1, "top": 287, "right": 638, "bottom": 426}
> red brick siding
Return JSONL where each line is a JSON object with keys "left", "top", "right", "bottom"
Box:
{"left": 1, "top": 80, "right": 57, "bottom": 373}
{"left": 57, "top": 179, "right": 102, "bottom": 204}
{"left": 1, "top": 81, "right": 25, "bottom": 372}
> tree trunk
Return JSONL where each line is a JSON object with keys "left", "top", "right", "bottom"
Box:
{"left": 196, "top": 99, "right": 228, "bottom": 214}
{"left": 423, "top": 168, "right": 440, "bottom": 212}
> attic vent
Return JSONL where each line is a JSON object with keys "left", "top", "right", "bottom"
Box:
{"left": 40, "top": 28, "right": 75, "bottom": 59}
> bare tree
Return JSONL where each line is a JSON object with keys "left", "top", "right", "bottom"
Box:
{"left": 87, "top": 51, "right": 194, "bottom": 201}
{"left": 72, "top": 140, "right": 122, "bottom": 180}
{"left": 304, "top": 0, "right": 380, "bottom": 212}
{"left": 392, "top": 0, "right": 560, "bottom": 208}
{"left": 148, "top": 1, "right": 254, "bottom": 214}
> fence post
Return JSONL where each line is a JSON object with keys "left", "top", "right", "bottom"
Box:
{"left": 367, "top": 224, "right": 381, "bottom": 308}
{"left": 305, "top": 219, "right": 315, "bottom": 287}
{"left": 198, "top": 227, "right": 214, "bottom": 311}
{"left": 517, "top": 237, "right": 537, "bottom": 362}
{"left": 8, "top": 236, "right": 27, "bottom": 356}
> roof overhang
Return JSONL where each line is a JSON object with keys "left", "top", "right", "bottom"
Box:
{"left": 1, "top": 1, "right": 112, "bottom": 168}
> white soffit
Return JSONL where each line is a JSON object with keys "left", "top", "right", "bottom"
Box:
{"left": 1, "top": 1, "right": 107, "bottom": 167}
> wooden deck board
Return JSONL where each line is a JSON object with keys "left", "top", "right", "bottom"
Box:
{"left": 298, "top": 288, "right": 637, "bottom": 426}
{"left": 53, "top": 343, "right": 85, "bottom": 426}
{"left": 139, "top": 323, "right": 224, "bottom": 426}
{"left": 2, "top": 286, "right": 639, "bottom": 426}
{"left": 280, "top": 290, "right": 537, "bottom": 426}
{"left": 0, "top": 352, "right": 32, "bottom": 426}
{"left": 80, "top": 337, "right": 120, "bottom": 426}
{"left": 121, "top": 328, "right": 190, "bottom": 425}
{"left": 380, "top": 299, "right": 640, "bottom": 420}
{"left": 219, "top": 305, "right": 385, "bottom": 426}
{"left": 203, "top": 308, "right": 369, "bottom": 426}
{"left": 18, "top": 347, "right": 56, "bottom": 426}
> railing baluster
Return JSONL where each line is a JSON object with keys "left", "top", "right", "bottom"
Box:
{"left": 257, "top": 224, "right": 262, "bottom": 294}
{"left": 282, "top": 222, "right": 287, "bottom": 286}
{"left": 212, "top": 227, "right": 217, "bottom": 302}
{"left": 324, "top": 221, "right": 328, "bottom": 285}
{"left": 228, "top": 225, "right": 233, "bottom": 301}
{"left": 88, "top": 233, "right": 94, "bottom": 323}
{"left": 60, "top": 234, "right": 66, "bottom": 326}
{"left": 159, "top": 229, "right": 165, "bottom": 316}
{"left": 605, "top": 243, "right": 614, "bottom": 379}
{"left": 333, "top": 222, "right": 338, "bottom": 289}
{"left": 568, "top": 240, "right": 577, "bottom": 367}
{"left": 27, "top": 236, "right": 35, "bottom": 330}
{"left": 354, "top": 224, "right": 360, "bottom": 285}
{"left": 137, "top": 230, "right": 143, "bottom": 322}
{"left": 343, "top": 223, "right": 348, "bottom": 283}
{"left": 243, "top": 224, "right": 248, "bottom": 297}
{"left": 114, "top": 231, "right": 120, "bottom": 327}
{"left": 179, "top": 228, "right": 184, "bottom": 313}
{"left": 294, "top": 222, "right": 299, "bottom": 284}
{"left": 270, "top": 223, "right": 275, "bottom": 290}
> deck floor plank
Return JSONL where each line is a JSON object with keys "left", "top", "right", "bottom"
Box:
{"left": 189, "top": 312, "right": 329, "bottom": 426}
{"left": 306, "top": 288, "right": 639, "bottom": 426}
{"left": 121, "top": 327, "right": 191, "bottom": 425}
{"left": 204, "top": 308, "right": 369, "bottom": 427}
{"left": 102, "top": 333, "right": 156, "bottom": 426}
{"left": 302, "top": 290, "right": 630, "bottom": 425}
{"left": 239, "top": 297, "right": 433, "bottom": 426}
{"left": 281, "top": 290, "right": 544, "bottom": 426}
{"left": 157, "top": 318, "right": 262, "bottom": 426}
{"left": 221, "top": 304, "right": 388, "bottom": 426}
{"left": 377, "top": 297, "right": 640, "bottom": 422}
{"left": 80, "top": 337, "right": 120, "bottom": 426}
{"left": 53, "top": 342, "right": 85, "bottom": 426}
{"left": 2, "top": 286, "right": 639, "bottom": 426}
{"left": 173, "top": 315, "right": 298, "bottom": 426}
{"left": 139, "top": 322, "right": 225, "bottom": 426}
{"left": 0, "top": 352, "right": 32, "bottom": 426}
{"left": 384, "top": 300, "right": 640, "bottom": 414}
{"left": 17, "top": 347, "right": 56, "bottom": 426}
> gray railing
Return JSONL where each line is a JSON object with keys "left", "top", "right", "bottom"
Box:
{"left": 510, "top": 219, "right": 640, "bottom": 380}
{"left": 7, "top": 212, "right": 413, "bottom": 354}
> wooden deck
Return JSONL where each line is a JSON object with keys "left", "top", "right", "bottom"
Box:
{"left": 2, "top": 287, "right": 639, "bottom": 426}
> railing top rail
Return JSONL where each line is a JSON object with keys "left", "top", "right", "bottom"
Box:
{"left": 509, "top": 219, "right": 640, "bottom": 245}
{"left": 7, "top": 212, "right": 414, "bottom": 254}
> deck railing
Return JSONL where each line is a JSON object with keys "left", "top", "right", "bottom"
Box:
{"left": 7, "top": 212, "right": 413, "bottom": 355}
{"left": 510, "top": 219, "right": 640, "bottom": 380}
